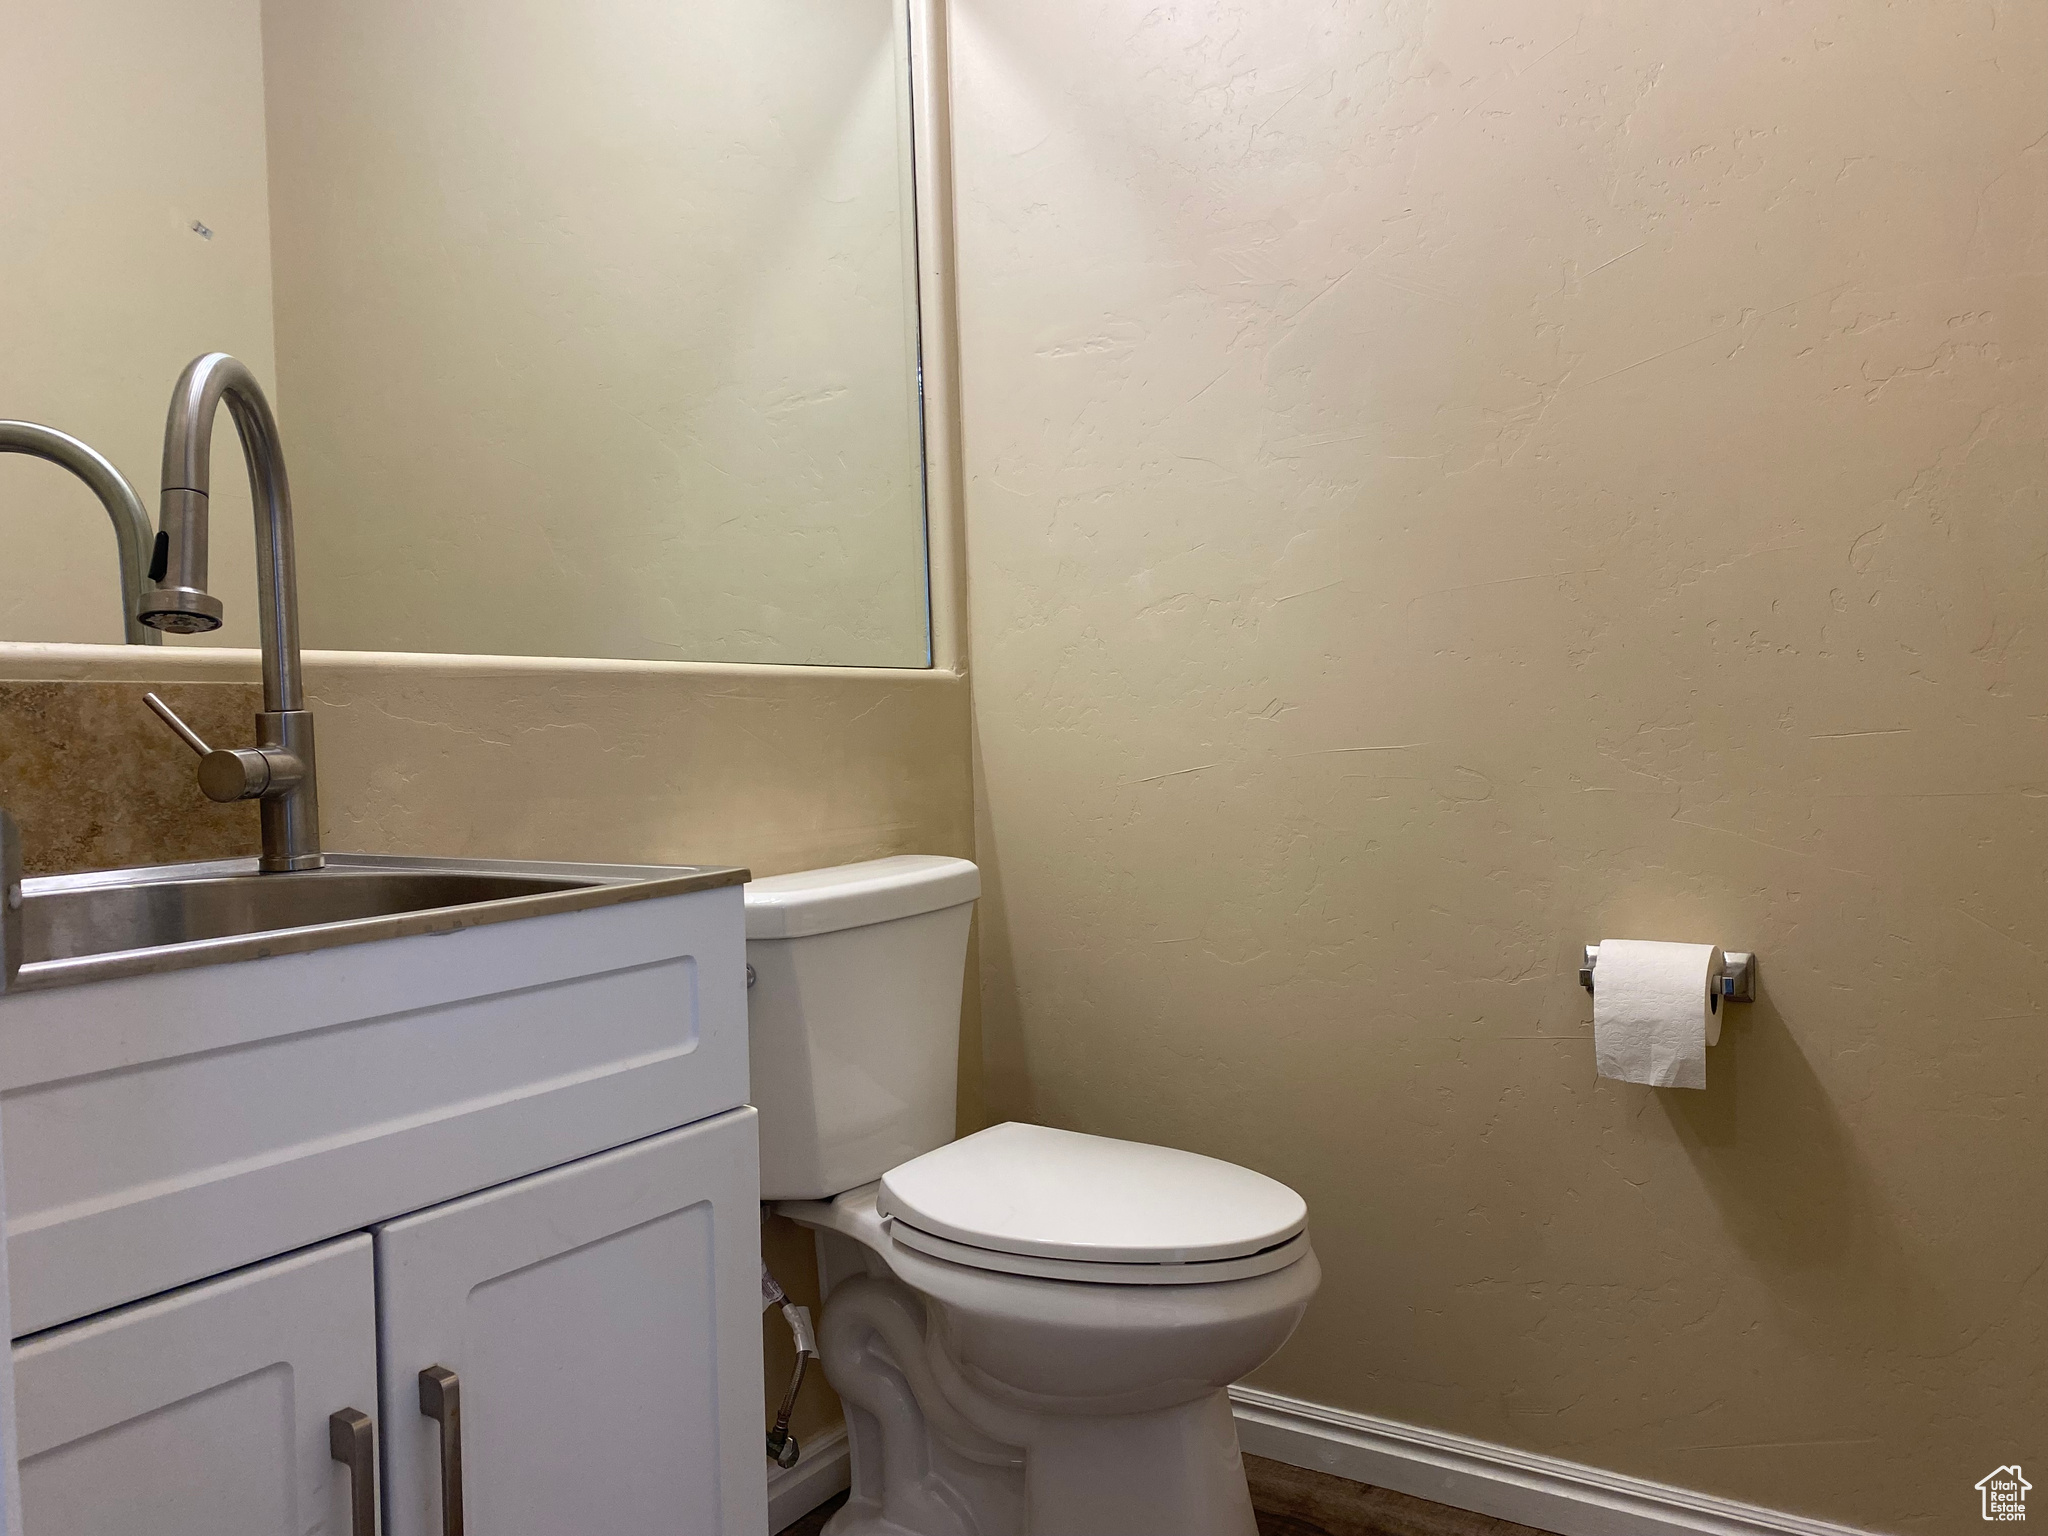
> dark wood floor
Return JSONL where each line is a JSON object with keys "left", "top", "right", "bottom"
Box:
{"left": 1245, "top": 1455, "right": 1559, "bottom": 1536}
{"left": 774, "top": 1455, "right": 1561, "bottom": 1536}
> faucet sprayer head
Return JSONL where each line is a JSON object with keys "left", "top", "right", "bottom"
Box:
{"left": 137, "top": 578, "right": 225, "bottom": 634}
{"left": 138, "top": 491, "right": 224, "bottom": 631}
{"left": 137, "top": 352, "right": 251, "bottom": 635}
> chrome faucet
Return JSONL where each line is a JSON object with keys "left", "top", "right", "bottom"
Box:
{"left": 138, "top": 354, "right": 322, "bottom": 872}
{"left": 0, "top": 421, "right": 161, "bottom": 645}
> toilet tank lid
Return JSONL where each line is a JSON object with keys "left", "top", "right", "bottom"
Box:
{"left": 744, "top": 855, "right": 980, "bottom": 939}
{"left": 878, "top": 1122, "right": 1308, "bottom": 1265}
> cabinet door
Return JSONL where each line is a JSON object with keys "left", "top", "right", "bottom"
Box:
{"left": 12, "top": 1235, "right": 379, "bottom": 1536}
{"left": 377, "top": 1108, "right": 765, "bottom": 1536}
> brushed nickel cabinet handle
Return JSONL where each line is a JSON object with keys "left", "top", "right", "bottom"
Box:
{"left": 328, "top": 1408, "right": 377, "bottom": 1536}
{"left": 418, "top": 1365, "right": 465, "bottom": 1536}
{"left": 1, "top": 809, "right": 21, "bottom": 994}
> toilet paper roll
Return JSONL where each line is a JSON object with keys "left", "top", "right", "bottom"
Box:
{"left": 1593, "top": 939, "right": 1725, "bottom": 1090}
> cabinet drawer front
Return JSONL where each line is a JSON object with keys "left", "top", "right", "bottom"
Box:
{"left": 13, "top": 1235, "right": 379, "bottom": 1536}
{"left": 377, "top": 1109, "right": 766, "bottom": 1536}
{"left": 4, "top": 885, "right": 747, "bottom": 1336}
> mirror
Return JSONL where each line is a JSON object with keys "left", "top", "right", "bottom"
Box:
{"left": 0, "top": 0, "right": 931, "bottom": 667}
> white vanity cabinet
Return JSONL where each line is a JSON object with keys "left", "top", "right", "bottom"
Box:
{"left": 378, "top": 1111, "right": 765, "bottom": 1536}
{"left": 0, "top": 875, "right": 769, "bottom": 1535}
{"left": 10, "top": 1112, "right": 766, "bottom": 1535}
{"left": 12, "top": 1235, "right": 379, "bottom": 1536}
{"left": 2, "top": 882, "right": 751, "bottom": 1337}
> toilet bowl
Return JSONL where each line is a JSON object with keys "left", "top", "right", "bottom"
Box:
{"left": 746, "top": 857, "right": 1319, "bottom": 1536}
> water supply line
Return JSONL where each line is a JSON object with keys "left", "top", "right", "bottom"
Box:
{"left": 762, "top": 1260, "right": 818, "bottom": 1469}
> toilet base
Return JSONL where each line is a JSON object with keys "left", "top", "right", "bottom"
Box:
{"left": 783, "top": 1187, "right": 1315, "bottom": 1536}
{"left": 1006, "top": 1392, "right": 1257, "bottom": 1536}
{"left": 821, "top": 1397, "right": 1255, "bottom": 1536}
{"left": 815, "top": 1271, "right": 1258, "bottom": 1536}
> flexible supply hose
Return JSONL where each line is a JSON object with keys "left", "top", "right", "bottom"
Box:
{"left": 762, "top": 1261, "right": 818, "bottom": 1468}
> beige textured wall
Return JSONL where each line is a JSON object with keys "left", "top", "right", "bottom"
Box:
{"left": 0, "top": 0, "right": 270, "bottom": 650}
{"left": 260, "top": 0, "right": 931, "bottom": 667}
{"left": 0, "top": 641, "right": 975, "bottom": 1446}
{"left": 951, "top": 2, "right": 2045, "bottom": 1531}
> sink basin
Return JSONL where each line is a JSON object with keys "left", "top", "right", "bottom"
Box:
{"left": 11, "top": 853, "right": 742, "bottom": 991}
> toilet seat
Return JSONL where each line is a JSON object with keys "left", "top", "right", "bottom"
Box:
{"left": 874, "top": 1121, "right": 1308, "bottom": 1285}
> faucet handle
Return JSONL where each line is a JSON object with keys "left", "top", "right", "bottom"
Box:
{"left": 144, "top": 692, "right": 302, "bottom": 804}
{"left": 144, "top": 690, "right": 212, "bottom": 755}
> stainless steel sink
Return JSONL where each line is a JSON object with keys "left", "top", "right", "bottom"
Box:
{"left": 10, "top": 853, "right": 747, "bottom": 991}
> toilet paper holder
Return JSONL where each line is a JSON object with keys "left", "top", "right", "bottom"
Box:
{"left": 1580, "top": 945, "right": 1755, "bottom": 1003}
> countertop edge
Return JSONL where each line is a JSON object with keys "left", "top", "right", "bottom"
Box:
{"left": 9, "top": 860, "right": 750, "bottom": 994}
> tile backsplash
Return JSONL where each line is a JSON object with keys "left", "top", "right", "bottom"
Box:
{"left": 0, "top": 680, "right": 263, "bottom": 875}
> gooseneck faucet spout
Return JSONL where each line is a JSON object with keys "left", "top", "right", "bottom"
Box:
{"left": 137, "top": 353, "right": 323, "bottom": 872}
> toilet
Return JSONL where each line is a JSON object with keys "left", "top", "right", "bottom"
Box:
{"left": 747, "top": 856, "right": 1319, "bottom": 1536}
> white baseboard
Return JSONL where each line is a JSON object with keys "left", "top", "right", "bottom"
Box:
{"left": 766, "top": 1423, "right": 852, "bottom": 1532}
{"left": 1230, "top": 1386, "right": 1887, "bottom": 1536}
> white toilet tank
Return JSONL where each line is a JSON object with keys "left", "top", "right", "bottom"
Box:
{"left": 745, "top": 856, "right": 979, "bottom": 1200}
